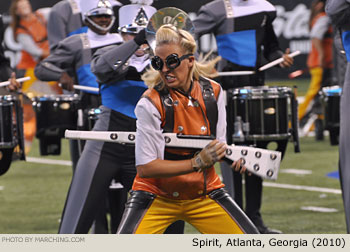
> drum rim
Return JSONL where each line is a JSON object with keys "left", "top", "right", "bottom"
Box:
{"left": 0, "top": 94, "right": 18, "bottom": 101}
{"left": 87, "top": 107, "right": 102, "bottom": 115}
{"left": 321, "top": 85, "right": 342, "bottom": 96}
{"left": 230, "top": 86, "right": 293, "bottom": 97}
{"left": 243, "top": 133, "right": 291, "bottom": 141}
{"left": 32, "top": 94, "right": 80, "bottom": 101}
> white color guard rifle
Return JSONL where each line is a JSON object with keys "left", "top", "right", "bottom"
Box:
{"left": 65, "top": 130, "right": 282, "bottom": 180}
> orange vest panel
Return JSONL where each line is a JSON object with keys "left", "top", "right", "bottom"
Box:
{"left": 16, "top": 12, "right": 49, "bottom": 69}
{"left": 132, "top": 79, "right": 225, "bottom": 200}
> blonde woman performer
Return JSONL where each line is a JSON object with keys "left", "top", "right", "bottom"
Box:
{"left": 117, "top": 24, "right": 259, "bottom": 234}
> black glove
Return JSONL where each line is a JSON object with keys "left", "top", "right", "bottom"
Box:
{"left": 134, "top": 29, "right": 147, "bottom": 46}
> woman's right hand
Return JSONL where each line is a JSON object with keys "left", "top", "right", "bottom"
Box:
{"left": 191, "top": 139, "right": 227, "bottom": 172}
{"left": 231, "top": 158, "right": 249, "bottom": 174}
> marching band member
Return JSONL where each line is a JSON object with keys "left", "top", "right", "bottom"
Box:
{"left": 35, "top": 0, "right": 121, "bottom": 170}
{"left": 0, "top": 15, "right": 21, "bottom": 175}
{"left": 0, "top": 15, "right": 16, "bottom": 90}
{"left": 0, "top": 14, "right": 20, "bottom": 93}
{"left": 193, "top": 0, "right": 293, "bottom": 234}
{"left": 35, "top": 0, "right": 120, "bottom": 97}
{"left": 57, "top": 1, "right": 157, "bottom": 234}
{"left": 116, "top": 24, "right": 259, "bottom": 234}
{"left": 35, "top": 0, "right": 123, "bottom": 233}
{"left": 47, "top": 0, "right": 122, "bottom": 51}
{"left": 91, "top": 1, "right": 186, "bottom": 234}
{"left": 47, "top": 0, "right": 86, "bottom": 51}
{"left": 298, "top": 0, "right": 333, "bottom": 140}
{"left": 326, "top": 0, "right": 350, "bottom": 234}
{"left": 10, "top": 0, "right": 50, "bottom": 73}
{"left": 10, "top": 0, "right": 52, "bottom": 153}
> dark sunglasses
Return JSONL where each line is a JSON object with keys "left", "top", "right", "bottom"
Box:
{"left": 151, "top": 53, "right": 193, "bottom": 71}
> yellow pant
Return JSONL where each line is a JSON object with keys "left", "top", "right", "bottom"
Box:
{"left": 135, "top": 195, "right": 245, "bottom": 234}
{"left": 298, "top": 67, "right": 323, "bottom": 120}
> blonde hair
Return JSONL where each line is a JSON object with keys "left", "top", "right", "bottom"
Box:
{"left": 141, "top": 24, "right": 221, "bottom": 89}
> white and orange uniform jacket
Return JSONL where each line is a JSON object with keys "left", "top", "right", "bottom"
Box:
{"left": 132, "top": 78, "right": 227, "bottom": 200}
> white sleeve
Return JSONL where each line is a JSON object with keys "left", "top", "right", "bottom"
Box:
{"left": 310, "top": 16, "right": 331, "bottom": 40}
{"left": 216, "top": 87, "right": 227, "bottom": 143}
{"left": 135, "top": 97, "right": 165, "bottom": 166}
{"left": 17, "top": 33, "right": 43, "bottom": 59}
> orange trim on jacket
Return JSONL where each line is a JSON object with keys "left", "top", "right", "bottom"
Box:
{"left": 132, "top": 78, "right": 225, "bottom": 200}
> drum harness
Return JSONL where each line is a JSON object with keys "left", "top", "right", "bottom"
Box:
{"left": 154, "top": 77, "right": 218, "bottom": 197}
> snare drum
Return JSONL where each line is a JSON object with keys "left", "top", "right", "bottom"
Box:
{"left": 0, "top": 95, "right": 19, "bottom": 148}
{"left": 229, "top": 86, "right": 294, "bottom": 142}
{"left": 32, "top": 94, "right": 80, "bottom": 155}
{"left": 321, "top": 85, "right": 341, "bottom": 145}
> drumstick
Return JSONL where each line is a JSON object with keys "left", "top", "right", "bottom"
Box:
{"left": 58, "top": 83, "right": 99, "bottom": 93}
{"left": 73, "top": 85, "right": 99, "bottom": 93}
{"left": 258, "top": 50, "right": 301, "bottom": 71}
{"left": 217, "top": 51, "right": 300, "bottom": 76}
{"left": 217, "top": 71, "right": 255, "bottom": 76}
{"left": 0, "top": 76, "right": 31, "bottom": 87}
{"left": 288, "top": 68, "right": 308, "bottom": 79}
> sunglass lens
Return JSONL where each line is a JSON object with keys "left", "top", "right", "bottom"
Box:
{"left": 166, "top": 55, "right": 180, "bottom": 69}
{"left": 151, "top": 56, "right": 163, "bottom": 70}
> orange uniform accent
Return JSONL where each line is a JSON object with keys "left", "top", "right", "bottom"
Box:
{"left": 132, "top": 79, "right": 225, "bottom": 200}
{"left": 307, "top": 13, "right": 333, "bottom": 69}
{"left": 16, "top": 12, "right": 49, "bottom": 69}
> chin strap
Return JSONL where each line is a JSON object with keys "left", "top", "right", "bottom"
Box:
{"left": 85, "top": 16, "right": 115, "bottom": 33}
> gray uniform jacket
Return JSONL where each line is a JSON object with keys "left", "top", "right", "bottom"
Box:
{"left": 47, "top": 0, "right": 85, "bottom": 51}
{"left": 91, "top": 39, "right": 149, "bottom": 118}
{"left": 326, "top": 0, "right": 350, "bottom": 234}
{"left": 326, "top": 0, "right": 350, "bottom": 30}
{"left": 35, "top": 29, "right": 122, "bottom": 93}
{"left": 91, "top": 40, "right": 144, "bottom": 83}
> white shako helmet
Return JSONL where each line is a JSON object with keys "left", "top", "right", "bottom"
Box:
{"left": 118, "top": 0, "right": 156, "bottom": 34}
{"left": 82, "top": 0, "right": 117, "bottom": 33}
